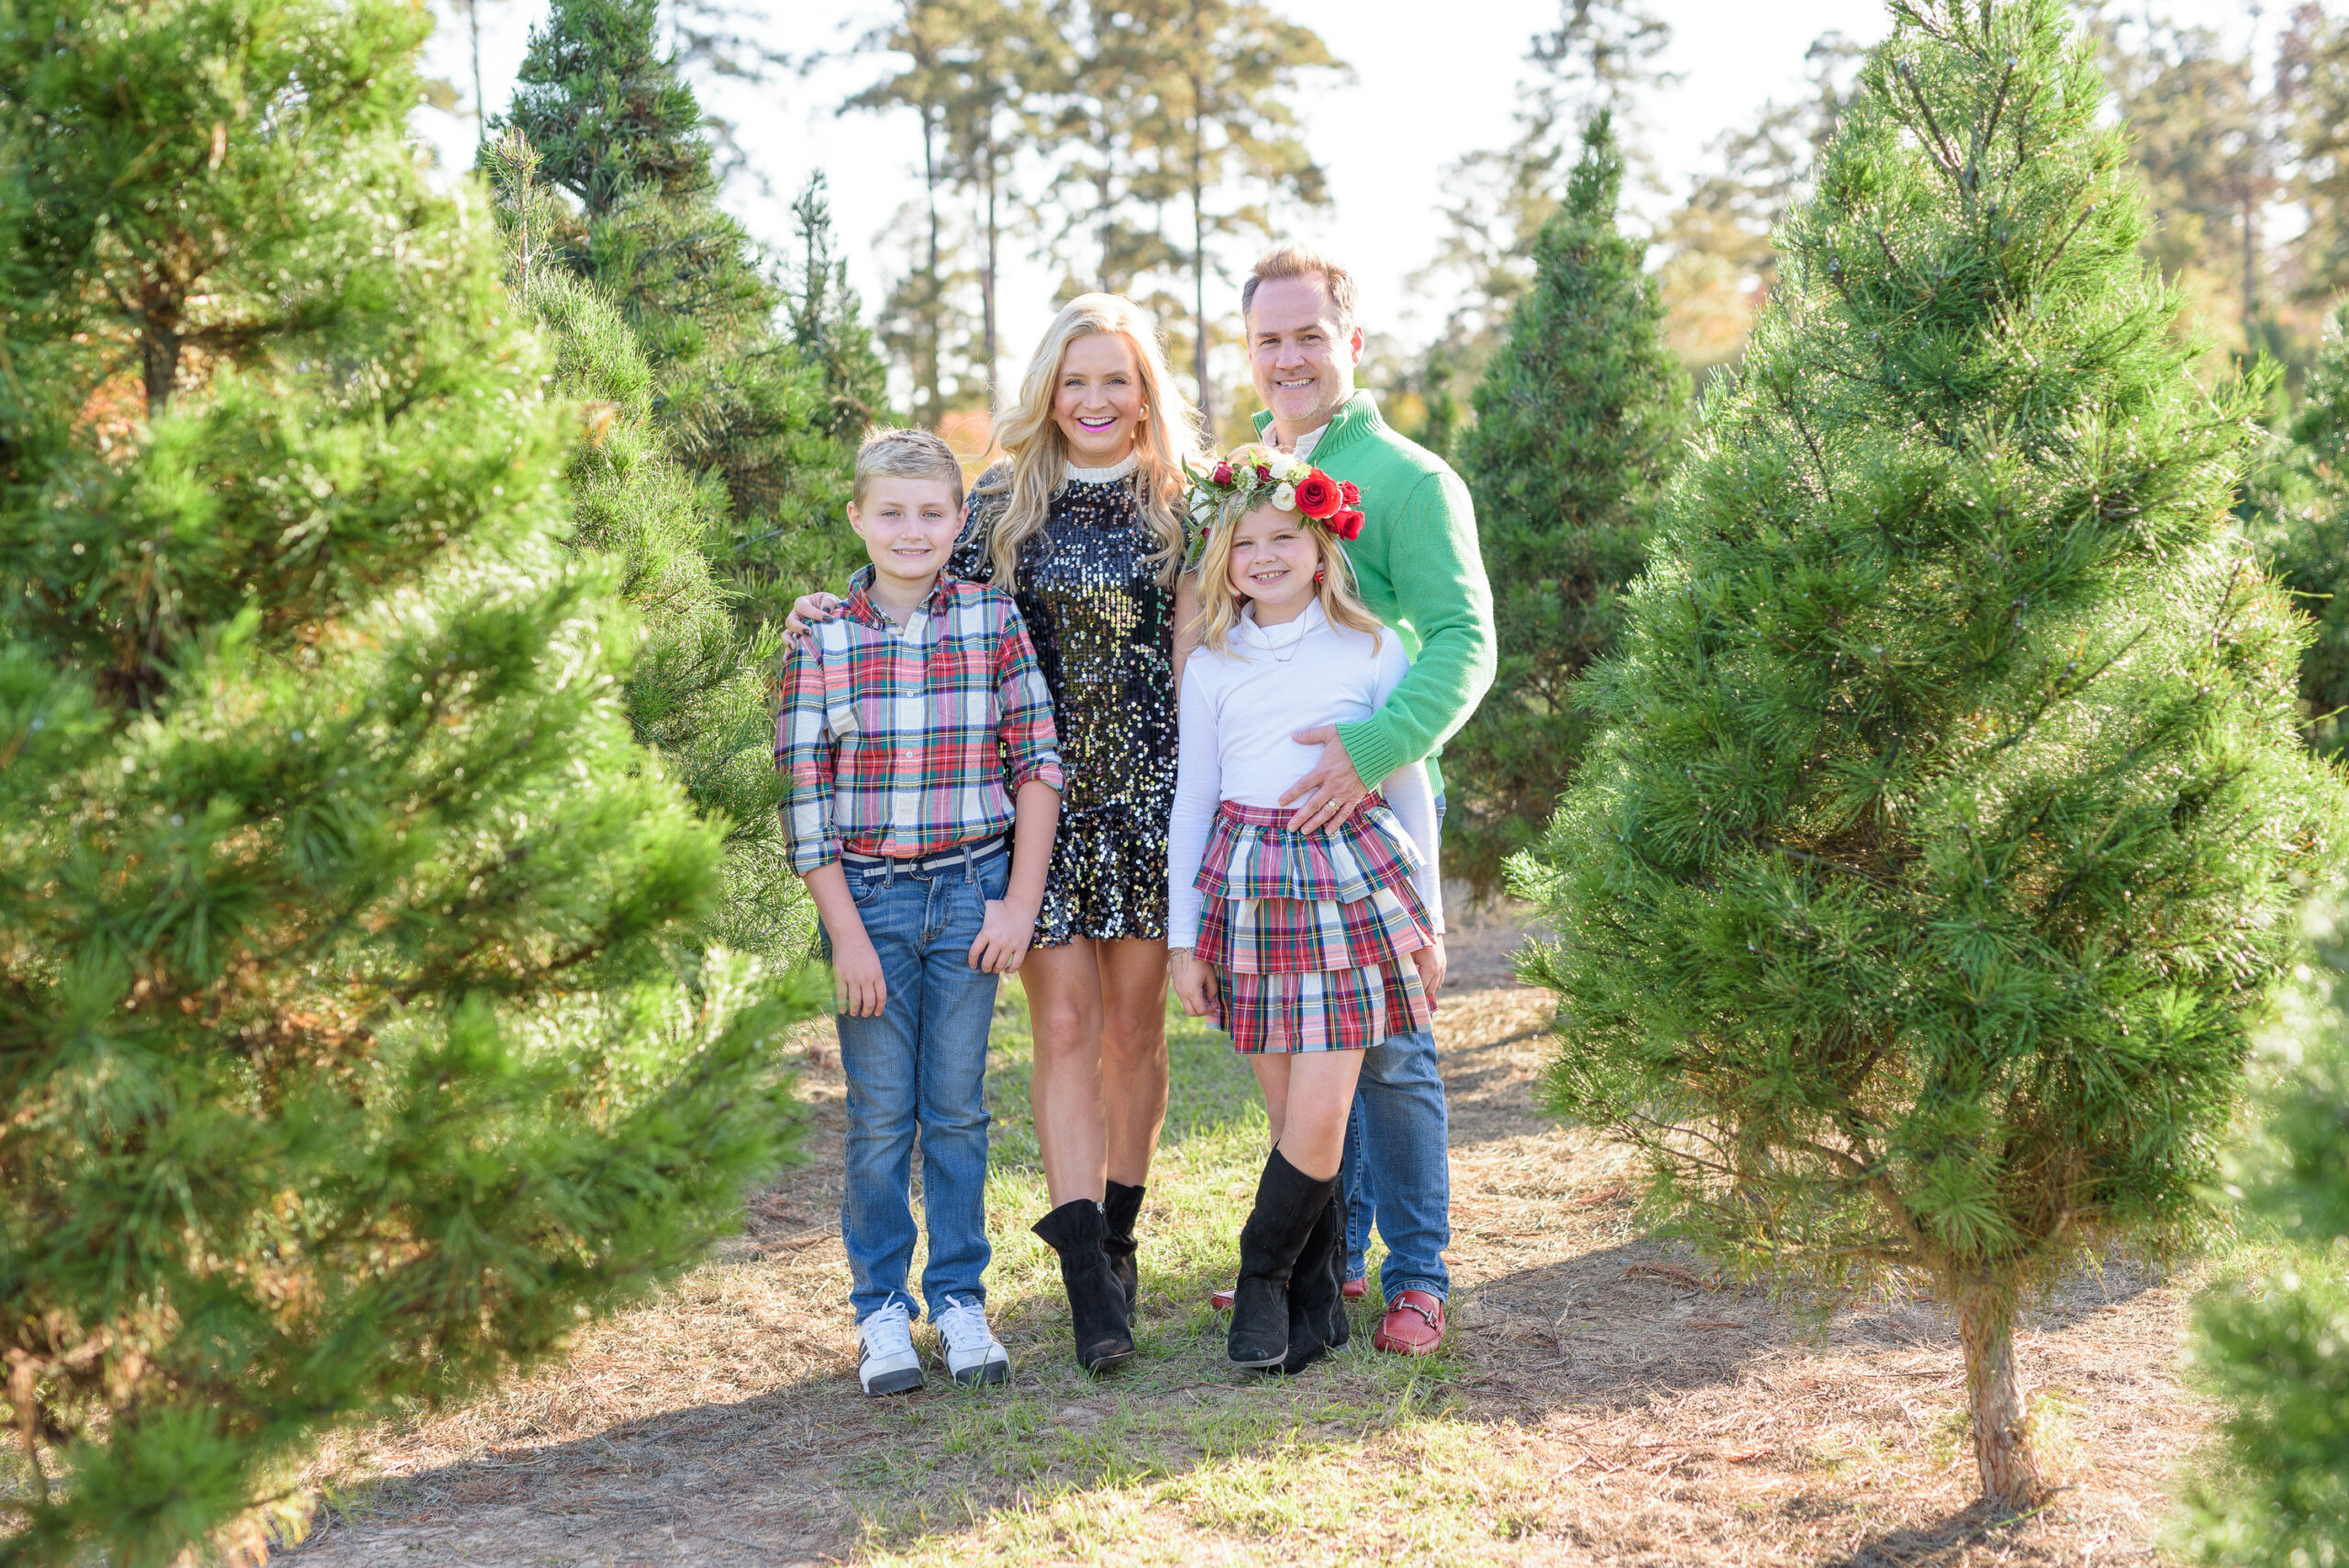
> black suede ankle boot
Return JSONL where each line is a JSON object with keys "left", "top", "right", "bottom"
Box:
{"left": 1272, "top": 1190, "right": 1349, "bottom": 1374}
{"left": 1101, "top": 1180, "right": 1144, "bottom": 1320}
{"left": 1229, "top": 1150, "right": 1336, "bottom": 1369}
{"left": 1031, "top": 1199, "right": 1136, "bottom": 1373}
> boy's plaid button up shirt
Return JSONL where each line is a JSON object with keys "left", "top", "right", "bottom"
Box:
{"left": 775, "top": 568, "right": 1063, "bottom": 873}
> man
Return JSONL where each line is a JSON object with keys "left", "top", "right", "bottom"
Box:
{"left": 1239, "top": 244, "right": 1495, "bottom": 1354}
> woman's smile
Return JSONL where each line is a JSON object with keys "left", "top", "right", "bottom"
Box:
{"left": 1053, "top": 332, "right": 1146, "bottom": 464}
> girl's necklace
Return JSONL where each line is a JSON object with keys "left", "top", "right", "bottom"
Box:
{"left": 1260, "top": 617, "right": 1308, "bottom": 662}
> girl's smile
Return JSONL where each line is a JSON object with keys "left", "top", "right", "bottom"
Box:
{"left": 1224, "top": 506, "right": 1323, "bottom": 628}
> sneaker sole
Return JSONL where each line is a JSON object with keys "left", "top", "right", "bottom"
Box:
{"left": 950, "top": 1358, "right": 1009, "bottom": 1387}
{"left": 861, "top": 1365, "right": 926, "bottom": 1396}
{"left": 1227, "top": 1349, "right": 1287, "bottom": 1370}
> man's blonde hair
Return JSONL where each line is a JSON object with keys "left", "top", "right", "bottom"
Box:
{"left": 1240, "top": 245, "right": 1360, "bottom": 332}
{"left": 852, "top": 427, "right": 964, "bottom": 508}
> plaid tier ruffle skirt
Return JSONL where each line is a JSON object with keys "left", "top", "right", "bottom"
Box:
{"left": 1195, "top": 796, "right": 1436, "bottom": 1054}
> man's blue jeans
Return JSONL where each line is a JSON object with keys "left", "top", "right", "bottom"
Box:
{"left": 1338, "top": 1028, "right": 1452, "bottom": 1304}
{"left": 1340, "top": 792, "right": 1452, "bottom": 1305}
{"left": 832, "top": 847, "right": 1008, "bottom": 1322}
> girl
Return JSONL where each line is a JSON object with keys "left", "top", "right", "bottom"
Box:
{"left": 1167, "top": 452, "right": 1444, "bottom": 1374}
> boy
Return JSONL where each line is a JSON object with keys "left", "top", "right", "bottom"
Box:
{"left": 775, "top": 428, "right": 1063, "bottom": 1395}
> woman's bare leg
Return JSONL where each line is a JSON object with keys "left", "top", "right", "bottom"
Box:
{"left": 1249, "top": 1052, "right": 1365, "bottom": 1180}
{"left": 1021, "top": 940, "right": 1107, "bottom": 1208}
{"left": 1095, "top": 937, "right": 1171, "bottom": 1188}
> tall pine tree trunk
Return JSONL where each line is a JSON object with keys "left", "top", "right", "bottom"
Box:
{"left": 919, "top": 100, "right": 944, "bottom": 426}
{"left": 1956, "top": 1284, "right": 2043, "bottom": 1509}
{"left": 982, "top": 139, "right": 999, "bottom": 409}
{"left": 468, "top": 0, "right": 484, "bottom": 149}
{"left": 1189, "top": 58, "right": 1211, "bottom": 430}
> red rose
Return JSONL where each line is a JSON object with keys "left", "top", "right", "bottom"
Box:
{"left": 1253, "top": 462, "right": 1273, "bottom": 482}
{"left": 1294, "top": 468, "right": 1342, "bottom": 520}
{"left": 1212, "top": 461, "right": 1234, "bottom": 485}
{"left": 1330, "top": 507, "right": 1365, "bottom": 540}
{"left": 1340, "top": 480, "right": 1361, "bottom": 506}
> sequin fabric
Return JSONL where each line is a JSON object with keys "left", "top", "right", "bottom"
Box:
{"left": 954, "top": 462, "right": 1177, "bottom": 948}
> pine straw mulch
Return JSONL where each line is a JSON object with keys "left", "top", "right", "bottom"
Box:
{"left": 287, "top": 909, "right": 2212, "bottom": 1566}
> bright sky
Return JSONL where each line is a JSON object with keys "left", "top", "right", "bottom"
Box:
{"left": 414, "top": 0, "right": 2273, "bottom": 393}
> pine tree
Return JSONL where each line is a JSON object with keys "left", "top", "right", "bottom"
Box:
{"left": 495, "top": 0, "right": 874, "bottom": 621}
{"left": 502, "top": 0, "right": 713, "bottom": 217}
{"left": 2243, "top": 302, "right": 2349, "bottom": 753}
{"left": 0, "top": 3, "right": 812, "bottom": 1558}
{"left": 1449, "top": 112, "right": 1687, "bottom": 895}
{"left": 484, "top": 133, "right": 800, "bottom": 961}
{"left": 743, "top": 173, "right": 892, "bottom": 619}
{"left": 1515, "top": 0, "right": 2341, "bottom": 1508}
{"left": 2177, "top": 948, "right": 2349, "bottom": 1567}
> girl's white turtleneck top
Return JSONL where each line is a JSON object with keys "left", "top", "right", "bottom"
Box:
{"left": 1064, "top": 450, "right": 1140, "bottom": 484}
{"left": 1166, "top": 597, "right": 1443, "bottom": 949}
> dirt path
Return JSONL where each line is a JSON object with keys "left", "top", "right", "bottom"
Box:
{"left": 291, "top": 909, "right": 2208, "bottom": 1565}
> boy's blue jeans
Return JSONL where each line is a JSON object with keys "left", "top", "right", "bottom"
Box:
{"left": 1340, "top": 792, "right": 1452, "bottom": 1305}
{"left": 831, "top": 846, "right": 1009, "bottom": 1323}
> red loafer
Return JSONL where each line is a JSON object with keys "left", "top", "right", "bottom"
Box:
{"left": 1214, "top": 1276, "right": 1366, "bottom": 1311}
{"left": 1372, "top": 1289, "right": 1445, "bottom": 1355}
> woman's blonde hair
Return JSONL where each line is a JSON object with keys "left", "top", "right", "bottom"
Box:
{"left": 978, "top": 293, "right": 1202, "bottom": 586}
{"left": 1189, "top": 504, "right": 1384, "bottom": 657}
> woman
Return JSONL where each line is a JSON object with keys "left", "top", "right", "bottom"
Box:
{"left": 790, "top": 294, "right": 1201, "bottom": 1373}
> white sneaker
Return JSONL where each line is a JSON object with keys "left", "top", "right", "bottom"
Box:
{"left": 856, "top": 1303, "right": 925, "bottom": 1396}
{"left": 933, "top": 1294, "right": 1010, "bottom": 1386}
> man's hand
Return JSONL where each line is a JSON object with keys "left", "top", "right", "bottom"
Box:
{"left": 1278, "top": 725, "right": 1368, "bottom": 833}
{"left": 1410, "top": 937, "right": 1447, "bottom": 1015}
{"left": 969, "top": 898, "right": 1039, "bottom": 974}
{"left": 833, "top": 932, "right": 888, "bottom": 1017}
{"left": 1169, "top": 949, "right": 1219, "bottom": 1022}
{"left": 783, "top": 591, "right": 843, "bottom": 649}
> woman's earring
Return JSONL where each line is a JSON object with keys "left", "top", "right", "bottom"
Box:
{"left": 1313, "top": 566, "right": 1325, "bottom": 584}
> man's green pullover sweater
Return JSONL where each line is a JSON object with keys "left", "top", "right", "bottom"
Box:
{"left": 1254, "top": 392, "right": 1496, "bottom": 796}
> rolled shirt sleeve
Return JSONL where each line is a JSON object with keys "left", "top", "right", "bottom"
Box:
{"left": 774, "top": 641, "right": 843, "bottom": 874}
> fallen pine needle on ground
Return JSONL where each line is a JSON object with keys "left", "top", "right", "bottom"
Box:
{"left": 289, "top": 904, "right": 2210, "bottom": 1566}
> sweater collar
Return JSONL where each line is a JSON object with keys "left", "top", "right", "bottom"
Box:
{"left": 1252, "top": 391, "right": 1381, "bottom": 465}
{"left": 1065, "top": 450, "right": 1140, "bottom": 484}
{"left": 1236, "top": 596, "right": 1327, "bottom": 651}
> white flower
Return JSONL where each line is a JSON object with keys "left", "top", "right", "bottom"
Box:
{"left": 1284, "top": 459, "right": 1310, "bottom": 484}
{"left": 1272, "top": 483, "right": 1297, "bottom": 511}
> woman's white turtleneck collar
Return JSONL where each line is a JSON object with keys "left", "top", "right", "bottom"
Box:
{"left": 1065, "top": 450, "right": 1140, "bottom": 484}
{"left": 1235, "top": 596, "right": 1326, "bottom": 651}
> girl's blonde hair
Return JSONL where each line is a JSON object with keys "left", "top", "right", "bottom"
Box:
{"left": 978, "top": 293, "right": 1202, "bottom": 586}
{"left": 1190, "top": 505, "right": 1385, "bottom": 656}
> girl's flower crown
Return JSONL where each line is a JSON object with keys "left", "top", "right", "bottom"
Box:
{"left": 1185, "top": 442, "right": 1365, "bottom": 559}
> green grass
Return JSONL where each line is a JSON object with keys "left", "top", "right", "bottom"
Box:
{"left": 838, "top": 987, "right": 1489, "bottom": 1561}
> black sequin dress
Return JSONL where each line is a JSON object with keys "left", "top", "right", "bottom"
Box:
{"left": 954, "top": 459, "right": 1178, "bottom": 949}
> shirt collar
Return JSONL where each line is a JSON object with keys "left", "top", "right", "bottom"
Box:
{"left": 841, "top": 564, "right": 955, "bottom": 631}
{"left": 1253, "top": 390, "right": 1377, "bottom": 463}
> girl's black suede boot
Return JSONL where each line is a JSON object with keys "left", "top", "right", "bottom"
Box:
{"left": 1229, "top": 1150, "right": 1336, "bottom": 1369}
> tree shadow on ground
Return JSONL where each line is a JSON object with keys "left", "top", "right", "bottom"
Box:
{"left": 1812, "top": 1498, "right": 2051, "bottom": 1567}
